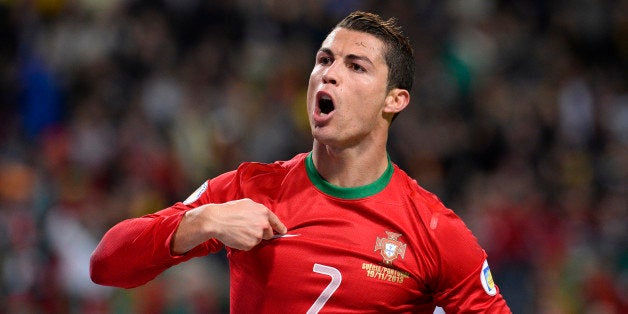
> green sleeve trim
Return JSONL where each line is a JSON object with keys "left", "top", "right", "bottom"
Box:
{"left": 305, "top": 152, "right": 393, "bottom": 199}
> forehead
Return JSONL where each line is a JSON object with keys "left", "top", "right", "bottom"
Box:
{"left": 320, "top": 28, "right": 386, "bottom": 63}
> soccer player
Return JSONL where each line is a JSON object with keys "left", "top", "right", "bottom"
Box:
{"left": 90, "top": 11, "right": 511, "bottom": 313}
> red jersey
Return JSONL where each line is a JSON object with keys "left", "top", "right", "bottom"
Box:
{"left": 91, "top": 153, "right": 510, "bottom": 313}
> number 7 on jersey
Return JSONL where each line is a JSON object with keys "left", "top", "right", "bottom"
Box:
{"left": 306, "top": 264, "right": 342, "bottom": 314}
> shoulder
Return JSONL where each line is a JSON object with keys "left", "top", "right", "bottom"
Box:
{"left": 186, "top": 153, "right": 307, "bottom": 205}
{"left": 390, "top": 164, "right": 449, "bottom": 218}
{"left": 235, "top": 153, "right": 307, "bottom": 181}
{"left": 392, "top": 165, "right": 486, "bottom": 275}
{"left": 226, "top": 153, "right": 308, "bottom": 197}
{"left": 234, "top": 153, "right": 308, "bottom": 204}
{"left": 397, "top": 168, "right": 482, "bottom": 256}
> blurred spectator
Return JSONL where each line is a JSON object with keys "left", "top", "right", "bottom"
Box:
{"left": 0, "top": 0, "right": 625, "bottom": 313}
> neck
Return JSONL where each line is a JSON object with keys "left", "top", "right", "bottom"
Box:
{"left": 311, "top": 140, "right": 390, "bottom": 188}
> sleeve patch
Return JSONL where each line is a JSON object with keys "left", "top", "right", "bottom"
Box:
{"left": 183, "top": 181, "right": 208, "bottom": 205}
{"left": 480, "top": 259, "right": 497, "bottom": 296}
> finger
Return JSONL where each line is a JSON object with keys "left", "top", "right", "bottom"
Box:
{"left": 267, "top": 210, "right": 287, "bottom": 234}
{"left": 262, "top": 226, "right": 275, "bottom": 240}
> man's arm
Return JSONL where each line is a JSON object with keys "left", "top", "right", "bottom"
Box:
{"left": 429, "top": 208, "right": 511, "bottom": 313}
{"left": 89, "top": 206, "right": 198, "bottom": 288}
{"left": 90, "top": 199, "right": 286, "bottom": 288}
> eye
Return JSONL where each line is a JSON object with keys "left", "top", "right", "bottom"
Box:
{"left": 318, "top": 56, "right": 332, "bottom": 65}
{"left": 349, "top": 63, "right": 366, "bottom": 73}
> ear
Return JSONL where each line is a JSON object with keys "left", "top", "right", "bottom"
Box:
{"left": 383, "top": 88, "right": 410, "bottom": 114}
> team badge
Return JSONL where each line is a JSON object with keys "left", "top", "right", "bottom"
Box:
{"left": 480, "top": 260, "right": 497, "bottom": 296}
{"left": 374, "top": 231, "right": 406, "bottom": 265}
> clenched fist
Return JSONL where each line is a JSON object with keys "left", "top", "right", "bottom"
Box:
{"left": 172, "top": 198, "right": 287, "bottom": 254}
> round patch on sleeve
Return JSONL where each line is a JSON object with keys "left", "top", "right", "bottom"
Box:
{"left": 480, "top": 260, "right": 497, "bottom": 296}
{"left": 183, "top": 181, "right": 208, "bottom": 205}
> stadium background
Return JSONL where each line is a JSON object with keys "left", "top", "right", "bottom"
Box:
{"left": 0, "top": 0, "right": 625, "bottom": 313}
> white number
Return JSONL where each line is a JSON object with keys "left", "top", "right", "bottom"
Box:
{"left": 306, "top": 263, "right": 342, "bottom": 314}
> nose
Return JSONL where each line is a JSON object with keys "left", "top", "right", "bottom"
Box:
{"left": 322, "top": 62, "right": 339, "bottom": 85}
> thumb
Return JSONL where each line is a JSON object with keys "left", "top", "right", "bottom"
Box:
{"left": 268, "top": 210, "right": 287, "bottom": 234}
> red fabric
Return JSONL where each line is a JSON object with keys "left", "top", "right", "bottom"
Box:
{"left": 90, "top": 153, "right": 510, "bottom": 313}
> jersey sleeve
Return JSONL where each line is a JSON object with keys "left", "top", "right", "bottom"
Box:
{"left": 425, "top": 197, "right": 511, "bottom": 312}
{"left": 89, "top": 203, "right": 218, "bottom": 288}
{"left": 90, "top": 170, "right": 241, "bottom": 289}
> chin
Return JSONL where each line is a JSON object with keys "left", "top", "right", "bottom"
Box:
{"left": 312, "top": 132, "right": 347, "bottom": 149}
{"left": 312, "top": 130, "right": 334, "bottom": 144}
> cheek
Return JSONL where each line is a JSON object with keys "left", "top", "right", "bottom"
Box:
{"left": 306, "top": 77, "right": 315, "bottom": 106}
{"left": 353, "top": 96, "right": 386, "bottom": 125}
{"left": 308, "top": 70, "right": 320, "bottom": 89}
{"left": 306, "top": 71, "right": 321, "bottom": 109}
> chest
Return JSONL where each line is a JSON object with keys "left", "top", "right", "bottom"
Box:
{"left": 228, "top": 190, "right": 436, "bottom": 313}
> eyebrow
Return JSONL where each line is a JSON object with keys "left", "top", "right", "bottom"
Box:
{"left": 318, "top": 47, "right": 374, "bottom": 66}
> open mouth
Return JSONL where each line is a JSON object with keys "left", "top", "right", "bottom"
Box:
{"left": 318, "top": 94, "right": 335, "bottom": 115}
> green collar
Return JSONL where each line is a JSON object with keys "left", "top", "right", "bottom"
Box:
{"left": 305, "top": 152, "right": 393, "bottom": 199}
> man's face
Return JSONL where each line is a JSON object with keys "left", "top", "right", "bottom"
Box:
{"left": 307, "top": 28, "right": 390, "bottom": 148}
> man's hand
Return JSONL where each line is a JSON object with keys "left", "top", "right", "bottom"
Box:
{"left": 172, "top": 198, "right": 287, "bottom": 254}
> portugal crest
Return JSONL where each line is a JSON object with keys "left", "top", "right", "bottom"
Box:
{"left": 374, "top": 231, "right": 406, "bottom": 265}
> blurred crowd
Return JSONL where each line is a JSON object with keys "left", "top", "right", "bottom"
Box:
{"left": 0, "top": 0, "right": 626, "bottom": 313}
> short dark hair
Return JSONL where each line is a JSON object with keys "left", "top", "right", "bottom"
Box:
{"left": 336, "top": 11, "right": 415, "bottom": 92}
